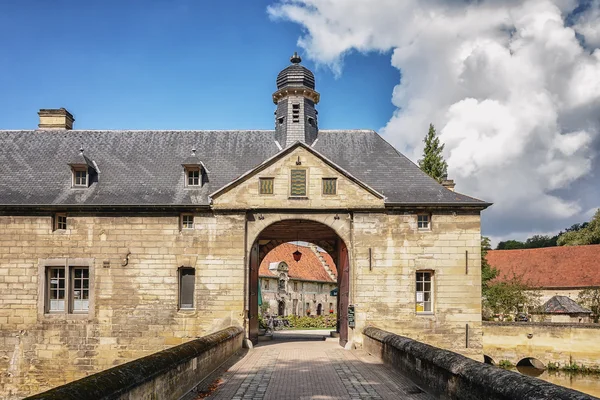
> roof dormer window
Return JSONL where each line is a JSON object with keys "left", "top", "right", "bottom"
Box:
{"left": 68, "top": 146, "right": 96, "bottom": 189}
{"left": 72, "top": 167, "right": 88, "bottom": 187}
{"left": 182, "top": 148, "right": 208, "bottom": 188}
{"left": 187, "top": 167, "right": 201, "bottom": 186}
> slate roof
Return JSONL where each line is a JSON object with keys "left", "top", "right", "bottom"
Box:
{"left": 0, "top": 129, "right": 488, "bottom": 207}
{"left": 487, "top": 245, "right": 600, "bottom": 288}
{"left": 259, "top": 243, "right": 336, "bottom": 283}
{"left": 541, "top": 296, "right": 591, "bottom": 314}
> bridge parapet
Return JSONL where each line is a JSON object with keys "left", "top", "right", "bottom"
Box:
{"left": 363, "top": 326, "right": 594, "bottom": 400}
{"left": 24, "top": 326, "right": 244, "bottom": 400}
{"left": 483, "top": 321, "right": 600, "bottom": 368}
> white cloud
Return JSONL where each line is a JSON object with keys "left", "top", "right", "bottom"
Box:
{"left": 269, "top": 0, "right": 600, "bottom": 238}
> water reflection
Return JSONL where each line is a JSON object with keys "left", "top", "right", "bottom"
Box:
{"left": 517, "top": 367, "right": 600, "bottom": 397}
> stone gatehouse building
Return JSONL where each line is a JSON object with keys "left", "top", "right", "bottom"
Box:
{"left": 0, "top": 53, "right": 490, "bottom": 398}
{"left": 259, "top": 242, "right": 338, "bottom": 317}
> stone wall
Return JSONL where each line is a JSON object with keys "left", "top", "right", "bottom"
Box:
{"left": 0, "top": 212, "right": 246, "bottom": 399}
{"left": 363, "top": 327, "right": 594, "bottom": 400}
{"left": 352, "top": 211, "right": 483, "bottom": 358}
{"left": 24, "top": 326, "right": 243, "bottom": 400}
{"left": 260, "top": 277, "right": 337, "bottom": 316}
{"left": 483, "top": 322, "right": 600, "bottom": 367}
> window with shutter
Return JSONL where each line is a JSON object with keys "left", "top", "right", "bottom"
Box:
{"left": 322, "top": 178, "right": 337, "bottom": 195}
{"left": 179, "top": 268, "right": 195, "bottom": 309}
{"left": 290, "top": 169, "right": 307, "bottom": 196}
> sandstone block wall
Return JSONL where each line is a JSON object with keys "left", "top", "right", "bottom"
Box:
{"left": 0, "top": 212, "right": 246, "bottom": 399}
{"left": 352, "top": 211, "right": 483, "bottom": 358}
{"left": 482, "top": 322, "right": 600, "bottom": 367}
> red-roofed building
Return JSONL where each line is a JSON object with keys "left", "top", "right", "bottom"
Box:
{"left": 259, "top": 243, "right": 337, "bottom": 317}
{"left": 487, "top": 244, "right": 600, "bottom": 304}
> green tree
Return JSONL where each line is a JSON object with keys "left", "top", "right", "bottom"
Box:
{"left": 496, "top": 240, "right": 526, "bottom": 250}
{"left": 557, "top": 209, "right": 600, "bottom": 246}
{"left": 418, "top": 124, "right": 448, "bottom": 183}
{"left": 484, "top": 274, "right": 541, "bottom": 320}
{"left": 481, "top": 236, "right": 498, "bottom": 294}
{"left": 578, "top": 289, "right": 600, "bottom": 323}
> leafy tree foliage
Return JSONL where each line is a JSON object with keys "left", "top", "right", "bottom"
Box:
{"left": 418, "top": 124, "right": 448, "bottom": 183}
{"left": 578, "top": 288, "right": 600, "bottom": 323}
{"left": 495, "top": 218, "right": 593, "bottom": 250}
{"left": 557, "top": 209, "right": 600, "bottom": 246}
{"left": 483, "top": 275, "right": 541, "bottom": 319}
{"left": 481, "top": 236, "right": 498, "bottom": 293}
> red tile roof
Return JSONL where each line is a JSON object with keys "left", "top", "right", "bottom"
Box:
{"left": 487, "top": 245, "right": 600, "bottom": 289}
{"left": 259, "top": 243, "right": 337, "bottom": 283}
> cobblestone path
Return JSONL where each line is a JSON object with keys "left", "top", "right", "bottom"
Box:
{"left": 206, "top": 331, "right": 432, "bottom": 400}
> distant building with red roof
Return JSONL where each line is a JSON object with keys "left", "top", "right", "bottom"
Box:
{"left": 259, "top": 243, "right": 338, "bottom": 317}
{"left": 486, "top": 244, "right": 600, "bottom": 304}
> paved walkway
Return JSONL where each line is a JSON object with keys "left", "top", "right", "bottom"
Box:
{"left": 202, "top": 330, "right": 433, "bottom": 400}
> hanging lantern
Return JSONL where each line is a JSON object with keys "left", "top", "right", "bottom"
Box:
{"left": 293, "top": 249, "right": 302, "bottom": 262}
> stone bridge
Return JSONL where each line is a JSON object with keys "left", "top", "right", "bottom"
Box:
{"left": 483, "top": 321, "right": 600, "bottom": 368}
{"left": 24, "top": 326, "right": 595, "bottom": 400}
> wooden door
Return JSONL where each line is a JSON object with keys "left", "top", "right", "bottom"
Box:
{"left": 249, "top": 242, "right": 259, "bottom": 344}
{"left": 338, "top": 241, "right": 349, "bottom": 347}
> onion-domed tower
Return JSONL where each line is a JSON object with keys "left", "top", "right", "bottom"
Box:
{"left": 273, "top": 52, "right": 320, "bottom": 148}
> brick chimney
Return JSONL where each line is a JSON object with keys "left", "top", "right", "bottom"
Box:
{"left": 442, "top": 174, "right": 456, "bottom": 192}
{"left": 38, "top": 108, "right": 74, "bottom": 130}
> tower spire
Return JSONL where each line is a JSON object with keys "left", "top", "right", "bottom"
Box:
{"left": 273, "top": 53, "right": 320, "bottom": 148}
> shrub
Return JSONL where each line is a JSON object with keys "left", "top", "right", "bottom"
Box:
{"left": 498, "top": 360, "right": 514, "bottom": 369}
{"left": 286, "top": 314, "right": 337, "bottom": 329}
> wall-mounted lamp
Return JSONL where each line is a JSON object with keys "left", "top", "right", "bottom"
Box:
{"left": 334, "top": 214, "right": 340, "bottom": 220}
{"left": 296, "top": 156, "right": 302, "bottom": 165}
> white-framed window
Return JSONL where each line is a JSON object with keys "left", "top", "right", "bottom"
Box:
{"left": 186, "top": 167, "right": 201, "bottom": 187}
{"left": 47, "top": 267, "right": 66, "bottom": 312}
{"left": 45, "top": 266, "right": 90, "bottom": 313}
{"left": 179, "top": 267, "right": 195, "bottom": 309}
{"left": 181, "top": 214, "right": 194, "bottom": 230}
{"left": 72, "top": 167, "right": 88, "bottom": 187}
{"left": 417, "top": 214, "right": 430, "bottom": 230}
{"left": 416, "top": 271, "right": 433, "bottom": 314}
{"left": 54, "top": 213, "right": 67, "bottom": 231}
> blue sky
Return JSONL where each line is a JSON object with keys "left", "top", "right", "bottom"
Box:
{"left": 0, "top": 1, "right": 397, "bottom": 131}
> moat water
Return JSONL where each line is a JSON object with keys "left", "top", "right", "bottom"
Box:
{"left": 517, "top": 366, "right": 600, "bottom": 397}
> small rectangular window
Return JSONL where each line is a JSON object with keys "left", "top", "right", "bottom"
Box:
{"left": 265, "top": 280, "right": 270, "bottom": 290}
{"left": 417, "top": 214, "right": 430, "bottom": 230}
{"left": 71, "top": 267, "right": 89, "bottom": 312}
{"left": 179, "top": 268, "right": 195, "bottom": 309}
{"left": 187, "top": 168, "right": 200, "bottom": 186}
{"left": 259, "top": 178, "right": 274, "bottom": 194}
{"left": 318, "top": 283, "right": 324, "bottom": 293}
{"left": 54, "top": 213, "right": 67, "bottom": 231}
{"left": 181, "top": 214, "right": 194, "bottom": 230}
{"left": 73, "top": 168, "right": 88, "bottom": 187}
{"left": 290, "top": 169, "right": 307, "bottom": 196}
{"left": 322, "top": 178, "right": 337, "bottom": 195}
{"left": 47, "top": 267, "right": 66, "bottom": 312}
{"left": 293, "top": 281, "right": 298, "bottom": 291}
{"left": 416, "top": 271, "right": 433, "bottom": 313}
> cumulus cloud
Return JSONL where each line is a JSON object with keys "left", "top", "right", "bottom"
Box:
{"left": 268, "top": 0, "right": 600, "bottom": 239}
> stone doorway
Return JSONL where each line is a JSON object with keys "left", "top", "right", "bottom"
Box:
{"left": 248, "top": 218, "right": 350, "bottom": 347}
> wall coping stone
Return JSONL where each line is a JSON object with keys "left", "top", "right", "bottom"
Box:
{"left": 363, "top": 326, "right": 595, "bottom": 400}
{"left": 25, "top": 326, "right": 244, "bottom": 400}
{"left": 484, "top": 321, "right": 600, "bottom": 330}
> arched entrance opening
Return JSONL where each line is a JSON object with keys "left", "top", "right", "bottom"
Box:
{"left": 483, "top": 355, "right": 495, "bottom": 365}
{"left": 278, "top": 300, "right": 285, "bottom": 316}
{"left": 248, "top": 219, "right": 350, "bottom": 347}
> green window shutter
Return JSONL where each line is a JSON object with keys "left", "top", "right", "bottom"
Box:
{"left": 322, "top": 178, "right": 337, "bottom": 195}
{"left": 259, "top": 178, "right": 274, "bottom": 194}
{"left": 290, "top": 169, "right": 306, "bottom": 196}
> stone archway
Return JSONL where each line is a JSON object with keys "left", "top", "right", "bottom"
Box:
{"left": 248, "top": 217, "right": 350, "bottom": 347}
